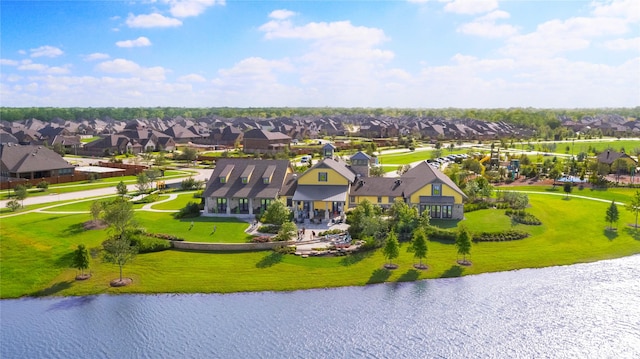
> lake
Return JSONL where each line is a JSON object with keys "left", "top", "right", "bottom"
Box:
{"left": 2, "top": 256, "right": 639, "bottom": 358}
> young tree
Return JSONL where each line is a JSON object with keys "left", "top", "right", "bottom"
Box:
{"left": 116, "top": 181, "right": 128, "bottom": 198}
{"left": 102, "top": 234, "right": 137, "bottom": 282}
{"left": 261, "top": 201, "right": 291, "bottom": 226}
{"left": 605, "top": 200, "right": 619, "bottom": 230}
{"left": 409, "top": 227, "right": 428, "bottom": 269}
{"left": 72, "top": 244, "right": 91, "bottom": 278}
{"left": 154, "top": 152, "right": 168, "bottom": 167}
{"left": 90, "top": 200, "right": 103, "bottom": 223}
{"left": 103, "top": 199, "right": 135, "bottom": 238}
{"left": 136, "top": 172, "right": 150, "bottom": 194}
{"left": 145, "top": 168, "right": 161, "bottom": 190}
{"left": 383, "top": 230, "right": 400, "bottom": 268}
{"left": 14, "top": 184, "right": 27, "bottom": 207}
{"left": 563, "top": 182, "right": 572, "bottom": 198}
{"left": 455, "top": 226, "right": 472, "bottom": 264}
{"left": 627, "top": 190, "right": 640, "bottom": 231}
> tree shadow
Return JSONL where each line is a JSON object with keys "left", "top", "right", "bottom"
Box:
{"left": 430, "top": 219, "right": 461, "bottom": 229}
{"left": 30, "top": 280, "right": 73, "bottom": 297}
{"left": 255, "top": 252, "right": 283, "bottom": 268}
{"left": 60, "top": 222, "right": 85, "bottom": 237}
{"left": 440, "top": 265, "right": 464, "bottom": 278}
{"left": 340, "top": 250, "right": 373, "bottom": 266}
{"left": 47, "top": 296, "right": 97, "bottom": 311}
{"left": 623, "top": 226, "right": 640, "bottom": 241}
{"left": 397, "top": 269, "right": 420, "bottom": 282}
{"left": 367, "top": 268, "right": 391, "bottom": 284}
{"left": 54, "top": 251, "right": 75, "bottom": 268}
{"left": 603, "top": 228, "right": 618, "bottom": 241}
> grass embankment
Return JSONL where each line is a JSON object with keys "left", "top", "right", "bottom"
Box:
{"left": 1, "top": 187, "right": 639, "bottom": 298}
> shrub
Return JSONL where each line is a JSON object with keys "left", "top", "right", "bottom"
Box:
{"left": 472, "top": 230, "right": 529, "bottom": 242}
{"left": 257, "top": 224, "right": 280, "bottom": 234}
{"left": 318, "top": 229, "right": 345, "bottom": 236}
{"left": 425, "top": 226, "right": 457, "bottom": 242}
{"left": 6, "top": 199, "right": 21, "bottom": 212}
{"left": 274, "top": 245, "right": 296, "bottom": 254}
{"left": 36, "top": 181, "right": 49, "bottom": 191}
{"left": 133, "top": 193, "right": 159, "bottom": 204}
{"left": 251, "top": 236, "right": 271, "bottom": 243}
{"left": 463, "top": 201, "right": 492, "bottom": 212}
{"left": 130, "top": 235, "right": 173, "bottom": 253}
{"left": 174, "top": 201, "right": 201, "bottom": 218}
{"left": 505, "top": 210, "right": 542, "bottom": 225}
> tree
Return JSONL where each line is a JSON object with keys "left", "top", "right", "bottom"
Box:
{"left": 605, "top": 201, "right": 619, "bottom": 230}
{"left": 388, "top": 198, "right": 419, "bottom": 241}
{"left": 154, "top": 152, "right": 168, "bottom": 167}
{"left": 36, "top": 181, "right": 49, "bottom": 191}
{"left": 14, "top": 184, "right": 27, "bottom": 207}
{"left": 382, "top": 230, "right": 400, "bottom": 268}
{"left": 369, "top": 165, "right": 385, "bottom": 177}
{"left": 627, "top": 190, "right": 640, "bottom": 231}
{"left": 116, "top": 181, "right": 128, "bottom": 198}
{"left": 274, "top": 221, "right": 297, "bottom": 241}
{"left": 455, "top": 226, "right": 472, "bottom": 264}
{"left": 72, "top": 244, "right": 90, "bottom": 278}
{"left": 102, "top": 234, "right": 137, "bottom": 282}
{"left": 145, "top": 168, "right": 161, "bottom": 190}
{"left": 409, "top": 227, "right": 428, "bottom": 268}
{"left": 347, "top": 199, "right": 387, "bottom": 244}
{"left": 396, "top": 164, "right": 411, "bottom": 176}
{"left": 563, "top": 182, "right": 572, "bottom": 198}
{"left": 180, "top": 147, "right": 198, "bottom": 164}
{"left": 136, "top": 172, "right": 150, "bottom": 194}
{"left": 90, "top": 200, "right": 103, "bottom": 222}
{"left": 103, "top": 199, "right": 135, "bottom": 237}
{"left": 261, "top": 200, "right": 291, "bottom": 226}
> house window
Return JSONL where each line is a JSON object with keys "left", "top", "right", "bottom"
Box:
{"left": 388, "top": 196, "right": 395, "bottom": 203}
{"left": 432, "top": 183, "right": 442, "bottom": 196}
{"left": 349, "top": 196, "right": 355, "bottom": 203}
{"left": 318, "top": 172, "right": 328, "bottom": 182}
{"left": 430, "top": 205, "right": 441, "bottom": 218}
{"left": 238, "top": 198, "right": 248, "bottom": 211}
{"left": 216, "top": 198, "right": 227, "bottom": 212}
{"left": 377, "top": 196, "right": 382, "bottom": 203}
{"left": 260, "top": 199, "right": 271, "bottom": 210}
{"left": 219, "top": 177, "right": 226, "bottom": 184}
{"left": 442, "top": 205, "right": 452, "bottom": 219}
{"left": 263, "top": 177, "right": 270, "bottom": 184}
{"left": 242, "top": 177, "right": 248, "bottom": 184}
{"left": 286, "top": 198, "right": 292, "bottom": 207}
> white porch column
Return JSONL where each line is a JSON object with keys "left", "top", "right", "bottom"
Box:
{"left": 249, "top": 198, "right": 254, "bottom": 215}
{"left": 226, "top": 197, "right": 231, "bottom": 215}
{"left": 325, "top": 202, "right": 329, "bottom": 219}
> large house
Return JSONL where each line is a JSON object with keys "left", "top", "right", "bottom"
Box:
{"left": 202, "top": 146, "right": 467, "bottom": 221}
{"left": 1, "top": 143, "right": 75, "bottom": 180}
{"left": 242, "top": 129, "right": 291, "bottom": 154}
{"left": 596, "top": 150, "right": 637, "bottom": 173}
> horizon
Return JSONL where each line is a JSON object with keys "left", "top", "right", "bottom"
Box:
{"left": 1, "top": 0, "right": 639, "bottom": 108}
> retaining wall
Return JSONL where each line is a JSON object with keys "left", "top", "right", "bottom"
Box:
{"left": 172, "top": 240, "right": 294, "bottom": 251}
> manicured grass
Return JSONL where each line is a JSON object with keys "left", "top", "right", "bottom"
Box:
{"left": 533, "top": 139, "right": 640, "bottom": 156}
{"left": 1, "top": 187, "right": 639, "bottom": 298}
{"left": 150, "top": 192, "right": 199, "bottom": 210}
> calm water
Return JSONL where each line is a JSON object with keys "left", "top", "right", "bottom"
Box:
{"left": 2, "top": 256, "right": 639, "bottom": 358}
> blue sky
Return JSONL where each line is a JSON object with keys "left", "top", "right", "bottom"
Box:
{"left": 1, "top": 0, "right": 638, "bottom": 108}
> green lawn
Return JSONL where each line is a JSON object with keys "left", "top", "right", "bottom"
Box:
{"left": 1, "top": 187, "right": 639, "bottom": 298}
{"left": 150, "top": 192, "right": 199, "bottom": 210}
{"left": 527, "top": 139, "right": 640, "bottom": 156}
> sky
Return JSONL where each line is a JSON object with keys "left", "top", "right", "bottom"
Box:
{"left": 1, "top": 0, "right": 638, "bottom": 109}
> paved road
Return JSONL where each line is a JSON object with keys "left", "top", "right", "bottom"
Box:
{"left": 0, "top": 168, "right": 212, "bottom": 208}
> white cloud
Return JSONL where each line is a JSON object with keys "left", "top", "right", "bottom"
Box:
{"left": 178, "top": 73, "right": 207, "bottom": 82}
{"left": 591, "top": 0, "right": 640, "bottom": 23}
{"left": 502, "top": 15, "right": 630, "bottom": 58}
{"left": 1, "top": 59, "right": 19, "bottom": 66}
{"left": 30, "top": 45, "right": 64, "bottom": 58}
{"left": 126, "top": 13, "right": 182, "bottom": 28}
{"left": 268, "top": 9, "right": 296, "bottom": 20}
{"left": 84, "top": 53, "right": 110, "bottom": 61}
{"left": 96, "top": 58, "right": 167, "bottom": 81}
{"left": 458, "top": 10, "right": 518, "bottom": 38}
{"left": 116, "top": 37, "right": 152, "bottom": 48}
{"left": 444, "top": 0, "right": 498, "bottom": 15}
{"left": 16, "top": 59, "right": 70, "bottom": 74}
{"left": 603, "top": 37, "right": 640, "bottom": 50}
{"left": 166, "top": 0, "right": 223, "bottom": 18}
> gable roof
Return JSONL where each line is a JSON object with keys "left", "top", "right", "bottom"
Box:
{"left": 305, "top": 157, "right": 356, "bottom": 183}
{"left": 350, "top": 151, "right": 371, "bottom": 161}
{"left": 1, "top": 144, "right": 74, "bottom": 173}
{"left": 401, "top": 161, "right": 467, "bottom": 198}
{"left": 244, "top": 129, "right": 291, "bottom": 141}
{"left": 203, "top": 158, "right": 292, "bottom": 199}
{"left": 597, "top": 150, "right": 637, "bottom": 165}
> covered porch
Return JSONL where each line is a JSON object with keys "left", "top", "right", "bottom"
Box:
{"left": 291, "top": 185, "right": 348, "bottom": 224}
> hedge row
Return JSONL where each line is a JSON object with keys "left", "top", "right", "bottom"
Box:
{"left": 472, "top": 230, "right": 530, "bottom": 242}
{"left": 505, "top": 210, "right": 542, "bottom": 225}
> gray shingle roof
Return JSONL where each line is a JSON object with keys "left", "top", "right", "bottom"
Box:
{"left": 203, "top": 158, "right": 291, "bottom": 199}
{"left": 1, "top": 144, "right": 74, "bottom": 173}
{"left": 401, "top": 161, "right": 467, "bottom": 199}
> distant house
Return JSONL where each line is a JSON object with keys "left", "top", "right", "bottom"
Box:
{"left": 83, "top": 134, "right": 134, "bottom": 156}
{"left": 163, "top": 124, "right": 201, "bottom": 144}
{"left": 596, "top": 150, "right": 638, "bottom": 173}
{"left": 1, "top": 143, "right": 75, "bottom": 180}
{"left": 242, "top": 129, "right": 291, "bottom": 154}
